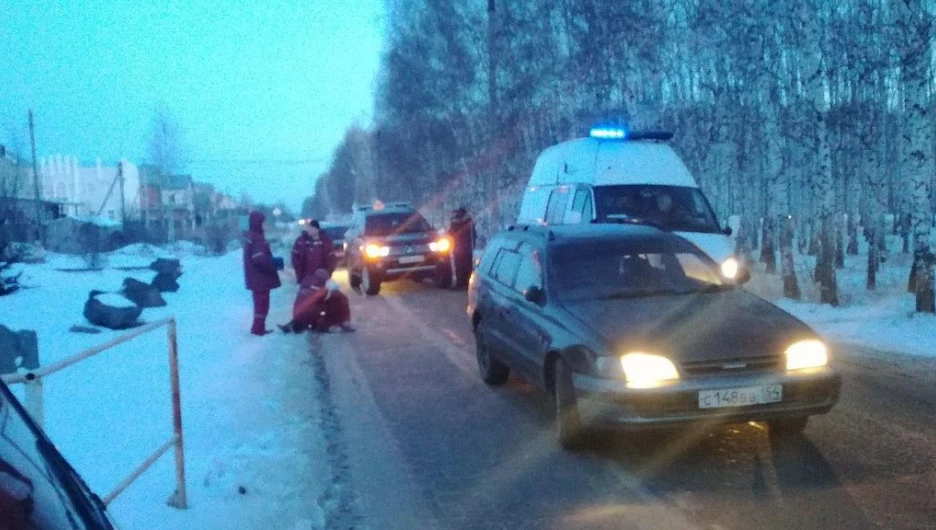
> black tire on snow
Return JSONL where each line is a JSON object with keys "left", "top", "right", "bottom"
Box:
{"left": 362, "top": 267, "right": 381, "bottom": 296}
{"left": 349, "top": 270, "right": 362, "bottom": 289}
{"left": 475, "top": 320, "right": 509, "bottom": 385}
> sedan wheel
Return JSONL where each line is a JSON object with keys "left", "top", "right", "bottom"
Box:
{"left": 475, "top": 321, "right": 509, "bottom": 385}
{"left": 554, "top": 358, "right": 584, "bottom": 449}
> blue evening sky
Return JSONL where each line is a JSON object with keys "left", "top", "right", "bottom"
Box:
{"left": 0, "top": 0, "right": 385, "bottom": 211}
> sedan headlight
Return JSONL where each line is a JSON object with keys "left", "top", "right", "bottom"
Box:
{"left": 721, "top": 257, "right": 740, "bottom": 279}
{"left": 363, "top": 243, "right": 390, "bottom": 259}
{"left": 429, "top": 237, "right": 452, "bottom": 253}
{"left": 620, "top": 353, "right": 680, "bottom": 388}
{"left": 785, "top": 340, "right": 828, "bottom": 370}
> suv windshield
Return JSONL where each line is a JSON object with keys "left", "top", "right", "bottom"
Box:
{"left": 593, "top": 185, "right": 721, "bottom": 233}
{"left": 365, "top": 212, "right": 432, "bottom": 237}
{"left": 549, "top": 239, "right": 727, "bottom": 301}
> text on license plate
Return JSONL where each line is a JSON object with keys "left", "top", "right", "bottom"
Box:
{"left": 698, "top": 385, "right": 782, "bottom": 409}
{"left": 398, "top": 255, "right": 425, "bottom": 264}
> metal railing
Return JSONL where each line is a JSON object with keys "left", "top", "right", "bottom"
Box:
{"left": 1, "top": 317, "right": 188, "bottom": 509}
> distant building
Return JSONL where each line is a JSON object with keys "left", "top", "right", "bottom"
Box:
{"left": 192, "top": 182, "right": 215, "bottom": 227}
{"left": 1, "top": 146, "right": 70, "bottom": 242}
{"left": 0, "top": 147, "right": 44, "bottom": 201}
{"left": 138, "top": 165, "right": 197, "bottom": 240}
{"left": 38, "top": 154, "right": 141, "bottom": 221}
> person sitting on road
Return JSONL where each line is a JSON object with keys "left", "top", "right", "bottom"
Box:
{"left": 279, "top": 268, "right": 355, "bottom": 333}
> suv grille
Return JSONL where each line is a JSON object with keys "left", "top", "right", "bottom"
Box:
{"left": 388, "top": 243, "right": 430, "bottom": 256}
{"left": 680, "top": 355, "right": 782, "bottom": 377}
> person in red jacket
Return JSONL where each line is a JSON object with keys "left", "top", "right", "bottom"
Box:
{"left": 291, "top": 219, "right": 336, "bottom": 283}
{"left": 278, "top": 268, "right": 355, "bottom": 333}
{"left": 243, "top": 210, "right": 282, "bottom": 335}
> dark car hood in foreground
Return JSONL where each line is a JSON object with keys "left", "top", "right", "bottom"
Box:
{"left": 563, "top": 289, "right": 816, "bottom": 362}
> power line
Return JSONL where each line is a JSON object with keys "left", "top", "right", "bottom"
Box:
{"left": 184, "top": 158, "right": 330, "bottom": 166}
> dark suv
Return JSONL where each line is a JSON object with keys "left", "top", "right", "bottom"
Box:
{"left": 346, "top": 203, "right": 453, "bottom": 295}
{"left": 320, "top": 222, "right": 351, "bottom": 266}
{"left": 467, "top": 223, "right": 840, "bottom": 449}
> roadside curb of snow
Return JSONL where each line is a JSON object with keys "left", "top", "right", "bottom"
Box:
{"left": 307, "top": 333, "right": 362, "bottom": 530}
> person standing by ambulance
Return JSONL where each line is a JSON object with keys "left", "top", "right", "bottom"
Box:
{"left": 243, "top": 210, "right": 282, "bottom": 336}
{"left": 448, "top": 207, "right": 476, "bottom": 289}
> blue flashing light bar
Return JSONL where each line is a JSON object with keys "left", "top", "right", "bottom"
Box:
{"left": 589, "top": 126, "right": 627, "bottom": 140}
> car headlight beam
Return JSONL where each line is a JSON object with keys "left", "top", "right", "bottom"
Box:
{"left": 364, "top": 243, "right": 390, "bottom": 259}
{"left": 721, "top": 257, "right": 740, "bottom": 279}
{"left": 429, "top": 237, "right": 452, "bottom": 253}
{"left": 620, "top": 353, "right": 680, "bottom": 388}
{"left": 785, "top": 339, "right": 828, "bottom": 371}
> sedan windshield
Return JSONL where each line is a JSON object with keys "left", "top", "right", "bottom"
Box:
{"left": 550, "top": 239, "right": 727, "bottom": 301}
{"left": 593, "top": 185, "right": 721, "bottom": 233}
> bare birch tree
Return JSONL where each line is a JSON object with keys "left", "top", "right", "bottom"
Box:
{"left": 898, "top": 0, "right": 935, "bottom": 312}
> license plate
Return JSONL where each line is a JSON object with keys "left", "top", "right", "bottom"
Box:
{"left": 698, "top": 385, "right": 782, "bottom": 409}
{"left": 398, "top": 255, "right": 425, "bottom": 264}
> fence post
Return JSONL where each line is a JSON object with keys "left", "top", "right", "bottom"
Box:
{"left": 24, "top": 374, "right": 44, "bottom": 429}
{"left": 166, "top": 319, "right": 188, "bottom": 509}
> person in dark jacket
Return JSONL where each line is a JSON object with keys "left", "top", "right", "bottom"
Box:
{"left": 448, "top": 207, "right": 476, "bottom": 289}
{"left": 291, "top": 219, "right": 336, "bottom": 283}
{"left": 243, "top": 210, "right": 282, "bottom": 335}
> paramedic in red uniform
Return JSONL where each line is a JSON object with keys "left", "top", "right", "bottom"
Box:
{"left": 243, "top": 211, "right": 281, "bottom": 335}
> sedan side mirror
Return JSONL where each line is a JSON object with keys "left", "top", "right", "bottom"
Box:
{"left": 723, "top": 225, "right": 733, "bottom": 236}
{"left": 524, "top": 285, "right": 545, "bottom": 305}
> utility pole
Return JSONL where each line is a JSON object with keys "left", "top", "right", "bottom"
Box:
{"left": 118, "top": 161, "right": 126, "bottom": 224}
{"left": 487, "top": 0, "right": 500, "bottom": 232}
{"left": 28, "top": 110, "right": 43, "bottom": 244}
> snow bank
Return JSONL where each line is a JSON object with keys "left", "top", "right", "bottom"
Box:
{"left": 751, "top": 251, "right": 936, "bottom": 358}
{"left": 0, "top": 250, "right": 327, "bottom": 529}
{"left": 94, "top": 293, "right": 137, "bottom": 308}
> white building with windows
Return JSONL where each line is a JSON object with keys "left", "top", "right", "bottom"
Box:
{"left": 39, "top": 155, "right": 141, "bottom": 221}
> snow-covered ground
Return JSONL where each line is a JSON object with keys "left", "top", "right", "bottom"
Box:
{"left": 1, "top": 237, "right": 935, "bottom": 528}
{"left": 747, "top": 245, "right": 936, "bottom": 359}
{"left": 1, "top": 243, "right": 327, "bottom": 529}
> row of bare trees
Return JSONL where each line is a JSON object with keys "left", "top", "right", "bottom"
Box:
{"left": 306, "top": 0, "right": 935, "bottom": 311}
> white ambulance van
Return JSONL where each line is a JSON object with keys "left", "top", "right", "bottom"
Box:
{"left": 517, "top": 125, "right": 748, "bottom": 282}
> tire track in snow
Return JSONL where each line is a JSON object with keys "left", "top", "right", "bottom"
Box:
{"left": 307, "top": 333, "right": 362, "bottom": 530}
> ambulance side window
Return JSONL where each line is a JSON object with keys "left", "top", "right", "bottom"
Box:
{"left": 545, "top": 189, "right": 569, "bottom": 225}
{"left": 571, "top": 189, "right": 594, "bottom": 222}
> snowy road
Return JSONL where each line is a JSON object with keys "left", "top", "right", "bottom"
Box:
{"left": 312, "top": 276, "right": 936, "bottom": 530}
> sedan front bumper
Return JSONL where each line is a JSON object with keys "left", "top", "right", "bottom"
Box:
{"left": 572, "top": 368, "right": 841, "bottom": 428}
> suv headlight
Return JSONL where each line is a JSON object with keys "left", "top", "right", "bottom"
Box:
{"left": 429, "top": 237, "right": 452, "bottom": 253}
{"left": 620, "top": 353, "right": 680, "bottom": 388}
{"left": 785, "top": 340, "right": 828, "bottom": 370}
{"left": 721, "top": 257, "right": 740, "bottom": 279}
{"left": 364, "top": 243, "right": 390, "bottom": 259}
